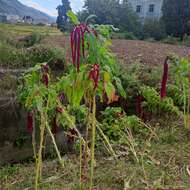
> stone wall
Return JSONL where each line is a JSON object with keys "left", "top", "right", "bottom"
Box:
{"left": 0, "top": 70, "right": 68, "bottom": 165}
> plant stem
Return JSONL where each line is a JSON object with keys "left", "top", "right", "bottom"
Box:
{"left": 46, "top": 122, "right": 64, "bottom": 167}
{"left": 187, "top": 87, "right": 190, "bottom": 128}
{"left": 79, "top": 138, "right": 83, "bottom": 190}
{"left": 96, "top": 125, "right": 116, "bottom": 157}
{"left": 90, "top": 95, "right": 96, "bottom": 190}
{"left": 35, "top": 111, "right": 46, "bottom": 190}
{"left": 32, "top": 111, "right": 37, "bottom": 160}
{"left": 183, "top": 84, "right": 187, "bottom": 128}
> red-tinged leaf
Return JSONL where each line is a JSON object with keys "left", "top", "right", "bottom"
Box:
{"left": 42, "top": 73, "right": 49, "bottom": 87}
{"left": 56, "top": 107, "right": 64, "bottom": 113}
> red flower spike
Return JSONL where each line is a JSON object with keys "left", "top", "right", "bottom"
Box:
{"left": 89, "top": 64, "right": 100, "bottom": 89}
{"left": 70, "top": 24, "right": 97, "bottom": 72}
{"left": 52, "top": 117, "right": 59, "bottom": 135}
{"left": 160, "top": 57, "right": 169, "bottom": 99}
{"left": 81, "top": 31, "right": 85, "bottom": 57}
{"left": 42, "top": 73, "right": 49, "bottom": 87}
{"left": 41, "top": 64, "right": 49, "bottom": 87}
{"left": 59, "top": 92, "right": 65, "bottom": 102}
{"left": 56, "top": 107, "right": 64, "bottom": 113}
{"left": 76, "top": 28, "right": 81, "bottom": 72}
{"left": 27, "top": 112, "right": 33, "bottom": 134}
{"left": 71, "top": 30, "right": 74, "bottom": 65}
{"left": 42, "top": 64, "right": 49, "bottom": 73}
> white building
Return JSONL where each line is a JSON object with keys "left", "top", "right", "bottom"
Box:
{"left": 6, "top": 14, "right": 21, "bottom": 23}
{"left": 128, "top": 0, "right": 163, "bottom": 21}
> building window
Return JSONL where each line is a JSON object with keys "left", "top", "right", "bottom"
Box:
{"left": 136, "top": 5, "right": 141, "bottom": 13}
{"left": 149, "top": 4, "right": 155, "bottom": 12}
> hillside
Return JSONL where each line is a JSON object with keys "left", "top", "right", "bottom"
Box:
{"left": 0, "top": 0, "right": 55, "bottom": 23}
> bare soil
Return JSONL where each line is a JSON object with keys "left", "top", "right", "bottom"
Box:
{"left": 112, "top": 39, "right": 190, "bottom": 66}
{"left": 42, "top": 36, "right": 190, "bottom": 66}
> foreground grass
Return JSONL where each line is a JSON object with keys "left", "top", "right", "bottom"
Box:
{"left": 1, "top": 123, "right": 190, "bottom": 190}
{"left": 0, "top": 23, "right": 62, "bottom": 36}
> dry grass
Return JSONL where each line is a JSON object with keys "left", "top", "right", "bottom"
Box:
{"left": 1, "top": 123, "right": 190, "bottom": 190}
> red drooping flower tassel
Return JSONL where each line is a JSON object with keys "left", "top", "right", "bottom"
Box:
{"left": 89, "top": 64, "right": 100, "bottom": 89}
{"left": 41, "top": 64, "right": 49, "bottom": 73}
{"left": 41, "top": 64, "right": 49, "bottom": 87}
{"left": 52, "top": 117, "right": 59, "bottom": 135}
{"left": 56, "top": 107, "right": 64, "bottom": 113}
{"left": 27, "top": 112, "right": 33, "bottom": 134}
{"left": 42, "top": 73, "right": 49, "bottom": 87}
{"left": 71, "top": 24, "right": 97, "bottom": 72}
{"left": 59, "top": 92, "right": 65, "bottom": 102}
{"left": 160, "top": 57, "right": 169, "bottom": 99}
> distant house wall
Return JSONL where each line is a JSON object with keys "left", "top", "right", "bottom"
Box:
{"left": 128, "top": 0, "right": 163, "bottom": 21}
{"left": 6, "top": 14, "right": 20, "bottom": 23}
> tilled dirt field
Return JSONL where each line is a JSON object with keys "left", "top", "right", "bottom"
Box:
{"left": 42, "top": 36, "right": 190, "bottom": 66}
{"left": 113, "top": 39, "right": 190, "bottom": 66}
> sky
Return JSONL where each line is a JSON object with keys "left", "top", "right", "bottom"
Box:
{"left": 19, "top": 0, "right": 84, "bottom": 17}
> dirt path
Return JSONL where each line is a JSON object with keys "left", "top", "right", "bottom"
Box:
{"left": 42, "top": 36, "right": 190, "bottom": 66}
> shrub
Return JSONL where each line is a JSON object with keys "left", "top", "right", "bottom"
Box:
{"left": 0, "top": 43, "right": 66, "bottom": 69}
{"left": 182, "top": 34, "right": 190, "bottom": 46}
{"left": 124, "top": 32, "right": 137, "bottom": 40}
{"left": 162, "top": 36, "right": 180, "bottom": 45}
{"left": 111, "top": 32, "right": 137, "bottom": 40}
{"left": 17, "top": 32, "right": 42, "bottom": 48}
{"left": 142, "top": 19, "right": 166, "bottom": 41}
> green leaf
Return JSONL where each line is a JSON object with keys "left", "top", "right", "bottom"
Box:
{"left": 85, "top": 14, "right": 97, "bottom": 24}
{"left": 114, "top": 77, "right": 126, "bottom": 98}
{"left": 67, "top": 11, "right": 80, "bottom": 25}
{"left": 105, "top": 82, "right": 117, "bottom": 103}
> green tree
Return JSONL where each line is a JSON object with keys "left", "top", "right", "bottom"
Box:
{"left": 117, "top": 0, "right": 141, "bottom": 35}
{"left": 142, "top": 19, "right": 166, "bottom": 40}
{"left": 82, "top": 0, "right": 141, "bottom": 35}
{"left": 162, "top": 0, "right": 190, "bottom": 38}
{"left": 56, "top": 0, "right": 72, "bottom": 32}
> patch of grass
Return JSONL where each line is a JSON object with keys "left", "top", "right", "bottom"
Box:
{"left": 1, "top": 121, "right": 190, "bottom": 190}
{"left": 0, "top": 23, "right": 62, "bottom": 36}
{"left": 0, "top": 44, "right": 66, "bottom": 69}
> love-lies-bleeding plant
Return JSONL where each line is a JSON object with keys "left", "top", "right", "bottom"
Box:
{"left": 160, "top": 57, "right": 169, "bottom": 99}
{"left": 169, "top": 55, "right": 190, "bottom": 128}
{"left": 19, "top": 11, "right": 126, "bottom": 190}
